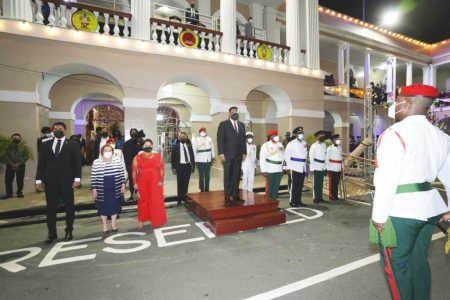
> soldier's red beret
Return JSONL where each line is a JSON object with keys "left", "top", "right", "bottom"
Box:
{"left": 267, "top": 130, "right": 278, "bottom": 136}
{"left": 399, "top": 84, "right": 438, "bottom": 98}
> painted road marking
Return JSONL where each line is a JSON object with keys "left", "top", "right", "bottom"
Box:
{"left": 245, "top": 232, "right": 445, "bottom": 300}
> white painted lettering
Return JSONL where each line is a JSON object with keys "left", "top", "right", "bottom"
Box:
{"left": 103, "top": 232, "right": 151, "bottom": 254}
{"left": 38, "top": 237, "right": 101, "bottom": 268}
{"left": 194, "top": 222, "right": 216, "bottom": 238}
{"left": 0, "top": 247, "right": 42, "bottom": 273}
{"left": 155, "top": 224, "right": 205, "bottom": 247}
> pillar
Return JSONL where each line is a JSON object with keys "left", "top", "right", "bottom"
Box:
{"left": 300, "top": 0, "right": 319, "bottom": 69}
{"left": 386, "top": 57, "right": 397, "bottom": 102}
{"left": 337, "top": 43, "right": 346, "bottom": 85}
{"left": 220, "top": 0, "right": 236, "bottom": 55}
{"left": 198, "top": 0, "right": 211, "bottom": 28}
{"left": 364, "top": 51, "right": 371, "bottom": 88}
{"left": 249, "top": 2, "right": 264, "bottom": 30}
{"left": 263, "top": 6, "right": 278, "bottom": 43}
{"left": 2, "top": 0, "right": 33, "bottom": 21}
{"left": 406, "top": 62, "right": 413, "bottom": 86}
{"left": 429, "top": 65, "right": 437, "bottom": 87}
{"left": 422, "top": 66, "right": 429, "bottom": 85}
{"left": 123, "top": 97, "right": 157, "bottom": 143}
{"left": 286, "top": 0, "right": 301, "bottom": 66}
{"left": 345, "top": 44, "right": 350, "bottom": 90}
{"left": 131, "top": 0, "right": 152, "bottom": 40}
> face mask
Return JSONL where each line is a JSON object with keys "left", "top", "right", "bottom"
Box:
{"left": 101, "top": 132, "right": 108, "bottom": 138}
{"left": 143, "top": 146, "right": 152, "bottom": 153}
{"left": 249, "top": 19, "right": 253, "bottom": 23}
{"left": 191, "top": 4, "right": 195, "bottom": 8}
{"left": 231, "top": 112, "right": 239, "bottom": 121}
{"left": 54, "top": 130, "right": 64, "bottom": 139}
{"left": 247, "top": 138, "right": 253, "bottom": 144}
{"left": 335, "top": 140, "right": 341, "bottom": 145}
{"left": 388, "top": 101, "right": 407, "bottom": 120}
{"left": 200, "top": 132, "right": 206, "bottom": 137}
{"left": 131, "top": 133, "right": 138, "bottom": 139}
{"left": 297, "top": 134, "right": 304, "bottom": 140}
{"left": 45, "top": 133, "right": 52, "bottom": 138}
{"left": 179, "top": 138, "right": 186, "bottom": 143}
{"left": 272, "top": 136, "right": 280, "bottom": 142}
{"left": 13, "top": 139, "right": 21, "bottom": 144}
{"left": 103, "top": 151, "right": 113, "bottom": 159}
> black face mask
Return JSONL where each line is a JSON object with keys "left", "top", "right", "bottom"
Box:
{"left": 143, "top": 146, "right": 152, "bottom": 153}
{"left": 13, "top": 139, "right": 21, "bottom": 144}
{"left": 191, "top": 4, "right": 195, "bottom": 8}
{"left": 130, "top": 133, "right": 138, "bottom": 139}
{"left": 231, "top": 113, "right": 239, "bottom": 121}
{"left": 54, "top": 130, "right": 64, "bottom": 139}
{"left": 180, "top": 139, "right": 186, "bottom": 144}
{"left": 101, "top": 132, "right": 108, "bottom": 138}
{"left": 318, "top": 137, "right": 325, "bottom": 142}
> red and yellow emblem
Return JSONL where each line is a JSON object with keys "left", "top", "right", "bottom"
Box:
{"left": 71, "top": 9, "right": 98, "bottom": 32}
{"left": 257, "top": 44, "right": 272, "bottom": 61}
{"left": 179, "top": 29, "right": 199, "bottom": 48}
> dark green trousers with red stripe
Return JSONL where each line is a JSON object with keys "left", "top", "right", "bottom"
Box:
{"left": 382, "top": 215, "right": 440, "bottom": 300}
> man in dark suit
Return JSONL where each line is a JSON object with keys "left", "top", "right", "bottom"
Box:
{"left": 122, "top": 128, "right": 142, "bottom": 201}
{"left": 185, "top": 2, "right": 199, "bottom": 25}
{"left": 171, "top": 132, "right": 195, "bottom": 206}
{"left": 35, "top": 122, "right": 82, "bottom": 244}
{"left": 217, "top": 106, "right": 247, "bottom": 206}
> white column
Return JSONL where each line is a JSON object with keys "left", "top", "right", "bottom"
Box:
{"left": 3, "top": 0, "right": 33, "bottom": 21}
{"left": 345, "top": 44, "right": 350, "bottom": 89}
{"left": 429, "top": 65, "right": 437, "bottom": 87}
{"left": 274, "top": 21, "right": 282, "bottom": 44}
{"left": 364, "top": 51, "right": 371, "bottom": 88}
{"left": 131, "top": 0, "right": 152, "bottom": 40}
{"left": 302, "top": 0, "right": 320, "bottom": 69}
{"left": 406, "top": 62, "right": 413, "bottom": 86}
{"left": 249, "top": 2, "right": 264, "bottom": 30}
{"left": 263, "top": 6, "right": 278, "bottom": 43}
{"left": 386, "top": 57, "right": 396, "bottom": 102}
{"left": 286, "top": 0, "right": 301, "bottom": 66}
{"left": 220, "top": 0, "right": 236, "bottom": 55}
{"left": 337, "top": 43, "right": 346, "bottom": 85}
{"left": 198, "top": 0, "right": 211, "bottom": 28}
{"left": 422, "top": 66, "right": 429, "bottom": 85}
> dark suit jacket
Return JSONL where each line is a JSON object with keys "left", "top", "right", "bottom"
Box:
{"left": 217, "top": 119, "right": 247, "bottom": 159}
{"left": 36, "top": 138, "right": 82, "bottom": 184}
{"left": 93, "top": 137, "right": 101, "bottom": 160}
{"left": 171, "top": 140, "right": 195, "bottom": 170}
{"left": 185, "top": 7, "right": 199, "bottom": 24}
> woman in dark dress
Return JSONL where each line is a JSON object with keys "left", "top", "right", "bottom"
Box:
{"left": 91, "top": 144, "right": 126, "bottom": 233}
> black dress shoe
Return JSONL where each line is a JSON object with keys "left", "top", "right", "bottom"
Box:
{"left": 1, "top": 195, "right": 12, "bottom": 200}
{"left": 298, "top": 202, "right": 308, "bottom": 207}
{"left": 313, "top": 199, "right": 319, "bottom": 203}
{"left": 319, "top": 199, "right": 328, "bottom": 203}
{"left": 17, "top": 193, "right": 24, "bottom": 198}
{"left": 289, "top": 202, "right": 299, "bottom": 207}
{"left": 234, "top": 196, "right": 244, "bottom": 203}
{"left": 64, "top": 231, "right": 73, "bottom": 241}
{"left": 177, "top": 201, "right": 182, "bottom": 206}
{"left": 45, "top": 234, "right": 58, "bottom": 244}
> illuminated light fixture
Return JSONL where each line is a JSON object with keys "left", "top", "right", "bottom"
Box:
{"left": 337, "top": 13, "right": 342, "bottom": 18}
{"left": 381, "top": 8, "right": 401, "bottom": 27}
{"left": 348, "top": 17, "right": 353, "bottom": 21}
{"left": 318, "top": 7, "right": 323, "bottom": 12}
{"left": 353, "top": 19, "right": 359, "bottom": 23}
{"left": 369, "top": 24, "right": 374, "bottom": 29}
{"left": 343, "top": 15, "right": 348, "bottom": 20}
{"left": 19, "top": 20, "right": 30, "bottom": 31}
{"left": 325, "top": 9, "right": 330, "bottom": 14}
{"left": 330, "top": 11, "right": 336, "bottom": 16}
{"left": 359, "top": 21, "right": 364, "bottom": 25}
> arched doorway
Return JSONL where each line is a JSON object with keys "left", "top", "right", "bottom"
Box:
{"left": 323, "top": 111, "right": 335, "bottom": 133}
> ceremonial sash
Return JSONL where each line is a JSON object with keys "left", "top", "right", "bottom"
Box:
{"left": 314, "top": 158, "right": 325, "bottom": 163}
{"left": 329, "top": 159, "right": 342, "bottom": 163}
{"left": 266, "top": 159, "right": 282, "bottom": 165}
{"left": 290, "top": 157, "right": 306, "bottom": 162}
{"left": 396, "top": 182, "right": 432, "bottom": 194}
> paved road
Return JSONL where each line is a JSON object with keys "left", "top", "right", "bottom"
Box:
{"left": 0, "top": 193, "right": 448, "bottom": 300}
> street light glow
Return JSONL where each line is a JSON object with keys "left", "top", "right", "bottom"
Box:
{"left": 381, "top": 9, "right": 400, "bottom": 27}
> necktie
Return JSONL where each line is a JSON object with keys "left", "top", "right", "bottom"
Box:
{"left": 233, "top": 121, "right": 238, "bottom": 133}
{"left": 183, "top": 144, "right": 190, "bottom": 163}
{"left": 55, "top": 139, "right": 61, "bottom": 157}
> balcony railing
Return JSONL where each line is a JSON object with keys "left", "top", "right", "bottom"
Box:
{"left": 237, "top": 35, "right": 291, "bottom": 64}
{"left": 32, "top": 0, "right": 132, "bottom": 36}
{"left": 150, "top": 18, "right": 223, "bottom": 51}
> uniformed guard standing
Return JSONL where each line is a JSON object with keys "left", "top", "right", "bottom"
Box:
{"left": 285, "top": 126, "right": 308, "bottom": 207}
{"left": 241, "top": 132, "right": 257, "bottom": 192}
{"left": 193, "top": 127, "right": 215, "bottom": 192}
{"left": 371, "top": 84, "right": 450, "bottom": 300}
{"left": 326, "top": 134, "right": 343, "bottom": 201}
{"left": 309, "top": 130, "right": 329, "bottom": 203}
{"left": 260, "top": 130, "right": 284, "bottom": 201}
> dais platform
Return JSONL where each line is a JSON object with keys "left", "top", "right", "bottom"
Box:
{"left": 186, "top": 190, "right": 286, "bottom": 235}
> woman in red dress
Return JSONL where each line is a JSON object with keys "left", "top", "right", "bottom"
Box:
{"left": 132, "top": 139, "right": 166, "bottom": 228}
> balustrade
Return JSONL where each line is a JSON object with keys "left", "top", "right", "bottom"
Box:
{"left": 236, "top": 35, "right": 292, "bottom": 64}
{"left": 31, "top": 0, "right": 131, "bottom": 37}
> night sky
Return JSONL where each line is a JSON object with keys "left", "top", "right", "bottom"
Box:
{"left": 318, "top": 0, "right": 450, "bottom": 43}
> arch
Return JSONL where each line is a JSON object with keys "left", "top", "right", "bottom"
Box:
{"left": 248, "top": 85, "right": 292, "bottom": 118}
{"left": 349, "top": 114, "right": 362, "bottom": 138}
{"left": 158, "top": 75, "right": 221, "bottom": 115}
{"left": 158, "top": 97, "right": 192, "bottom": 123}
{"left": 326, "top": 110, "right": 343, "bottom": 128}
{"left": 212, "top": 9, "right": 247, "bottom": 25}
{"left": 71, "top": 93, "right": 122, "bottom": 120}
{"left": 37, "top": 64, "right": 124, "bottom": 108}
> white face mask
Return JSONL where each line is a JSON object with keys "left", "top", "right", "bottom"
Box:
{"left": 247, "top": 138, "right": 253, "bottom": 144}
{"left": 297, "top": 134, "right": 304, "bottom": 140}
{"left": 103, "top": 151, "right": 113, "bottom": 159}
{"left": 200, "top": 132, "right": 206, "bottom": 137}
{"left": 273, "top": 136, "right": 280, "bottom": 142}
{"left": 45, "top": 133, "right": 52, "bottom": 138}
{"left": 388, "top": 101, "right": 406, "bottom": 120}
{"left": 335, "top": 140, "right": 341, "bottom": 145}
